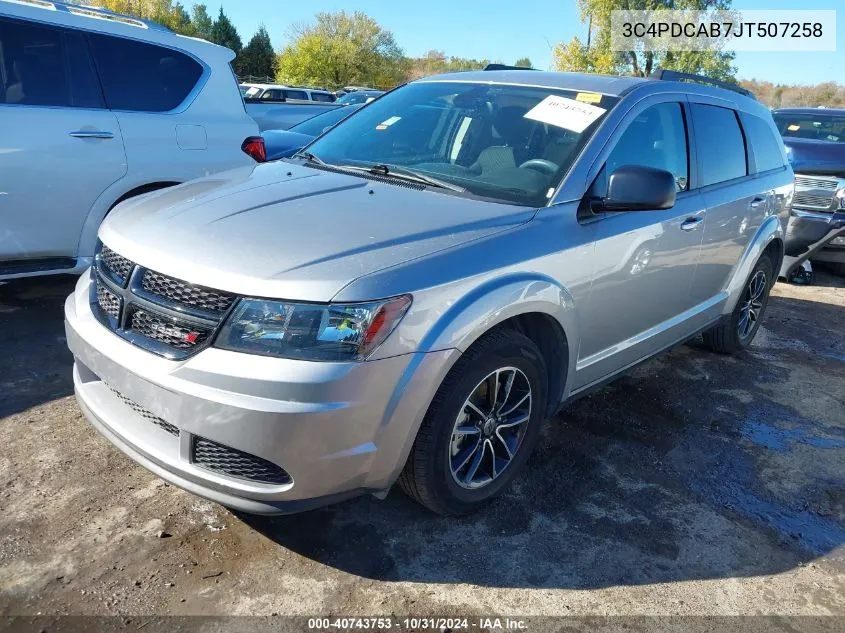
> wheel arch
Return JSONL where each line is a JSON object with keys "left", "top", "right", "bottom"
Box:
{"left": 723, "top": 214, "right": 785, "bottom": 314}
{"left": 76, "top": 181, "right": 180, "bottom": 258}
{"left": 373, "top": 273, "right": 578, "bottom": 486}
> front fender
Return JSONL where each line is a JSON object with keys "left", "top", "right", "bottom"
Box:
{"left": 723, "top": 213, "right": 784, "bottom": 314}
{"left": 364, "top": 273, "right": 579, "bottom": 491}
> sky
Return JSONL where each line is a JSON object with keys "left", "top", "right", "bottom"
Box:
{"left": 195, "top": 0, "right": 845, "bottom": 85}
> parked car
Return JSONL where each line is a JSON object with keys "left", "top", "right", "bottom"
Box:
{"left": 0, "top": 0, "right": 258, "bottom": 280}
{"left": 335, "top": 90, "right": 385, "bottom": 105}
{"left": 261, "top": 104, "right": 363, "bottom": 160}
{"left": 66, "top": 68, "right": 791, "bottom": 516}
{"left": 242, "top": 83, "right": 335, "bottom": 103}
{"left": 245, "top": 100, "right": 342, "bottom": 131}
{"left": 773, "top": 108, "right": 845, "bottom": 278}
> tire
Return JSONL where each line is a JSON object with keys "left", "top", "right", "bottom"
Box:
{"left": 398, "top": 329, "right": 548, "bottom": 516}
{"left": 702, "top": 252, "right": 773, "bottom": 354}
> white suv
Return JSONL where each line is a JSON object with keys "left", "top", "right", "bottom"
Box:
{"left": 0, "top": 0, "right": 258, "bottom": 280}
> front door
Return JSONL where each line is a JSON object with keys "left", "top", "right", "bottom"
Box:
{"left": 573, "top": 100, "right": 706, "bottom": 389}
{"left": 0, "top": 18, "right": 126, "bottom": 264}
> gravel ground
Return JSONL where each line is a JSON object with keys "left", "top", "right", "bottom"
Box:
{"left": 0, "top": 271, "right": 843, "bottom": 618}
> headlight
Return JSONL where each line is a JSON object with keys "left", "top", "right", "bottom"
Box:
{"left": 837, "top": 188, "right": 845, "bottom": 209}
{"left": 215, "top": 295, "right": 412, "bottom": 361}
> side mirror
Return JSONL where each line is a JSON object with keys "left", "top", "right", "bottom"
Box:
{"left": 595, "top": 164, "right": 676, "bottom": 211}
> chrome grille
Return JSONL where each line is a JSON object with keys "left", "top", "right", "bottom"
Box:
{"left": 141, "top": 269, "right": 235, "bottom": 314}
{"left": 128, "top": 308, "right": 211, "bottom": 350}
{"left": 95, "top": 280, "right": 120, "bottom": 319}
{"left": 793, "top": 174, "right": 839, "bottom": 212}
{"left": 107, "top": 385, "right": 179, "bottom": 437}
{"left": 100, "top": 245, "right": 133, "bottom": 285}
{"left": 192, "top": 436, "right": 291, "bottom": 485}
{"left": 794, "top": 175, "right": 838, "bottom": 191}
{"left": 90, "top": 244, "right": 236, "bottom": 359}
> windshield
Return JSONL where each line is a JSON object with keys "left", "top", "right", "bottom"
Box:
{"left": 292, "top": 105, "right": 360, "bottom": 136}
{"left": 305, "top": 81, "right": 618, "bottom": 206}
{"left": 773, "top": 112, "right": 845, "bottom": 143}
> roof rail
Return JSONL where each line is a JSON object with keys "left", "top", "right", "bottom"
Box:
{"left": 650, "top": 68, "right": 755, "bottom": 99}
{"left": 483, "top": 63, "right": 538, "bottom": 71}
{"left": 16, "top": 0, "right": 171, "bottom": 32}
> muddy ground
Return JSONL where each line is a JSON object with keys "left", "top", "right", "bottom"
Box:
{"left": 0, "top": 271, "right": 843, "bottom": 618}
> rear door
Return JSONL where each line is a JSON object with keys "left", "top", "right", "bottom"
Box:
{"left": 687, "top": 102, "right": 767, "bottom": 306}
{"left": 0, "top": 17, "right": 126, "bottom": 265}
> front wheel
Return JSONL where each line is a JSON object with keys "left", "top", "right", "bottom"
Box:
{"left": 702, "top": 252, "right": 773, "bottom": 354}
{"left": 398, "top": 329, "right": 548, "bottom": 515}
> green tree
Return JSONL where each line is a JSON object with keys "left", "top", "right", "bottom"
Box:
{"left": 190, "top": 3, "right": 214, "bottom": 39}
{"left": 85, "top": 0, "right": 195, "bottom": 35}
{"left": 276, "top": 11, "right": 406, "bottom": 89}
{"left": 514, "top": 57, "right": 533, "bottom": 68}
{"left": 553, "top": 0, "right": 737, "bottom": 82}
{"left": 237, "top": 25, "right": 276, "bottom": 79}
{"left": 210, "top": 7, "right": 242, "bottom": 54}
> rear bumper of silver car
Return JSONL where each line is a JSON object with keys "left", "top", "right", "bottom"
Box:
{"left": 65, "top": 271, "right": 456, "bottom": 514}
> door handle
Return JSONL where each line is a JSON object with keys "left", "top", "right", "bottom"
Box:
{"left": 69, "top": 130, "right": 114, "bottom": 139}
{"left": 680, "top": 217, "right": 704, "bottom": 231}
{"left": 749, "top": 196, "right": 766, "bottom": 209}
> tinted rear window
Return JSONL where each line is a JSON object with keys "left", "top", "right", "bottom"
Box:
{"left": 691, "top": 104, "right": 747, "bottom": 186}
{"left": 0, "top": 17, "right": 69, "bottom": 107}
{"left": 741, "top": 113, "right": 786, "bottom": 173}
{"left": 89, "top": 34, "right": 203, "bottom": 112}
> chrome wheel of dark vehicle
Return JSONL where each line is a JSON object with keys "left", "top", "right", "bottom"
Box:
{"left": 449, "top": 367, "right": 532, "bottom": 490}
{"left": 737, "top": 269, "right": 767, "bottom": 340}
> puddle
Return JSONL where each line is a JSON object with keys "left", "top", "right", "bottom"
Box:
{"left": 742, "top": 420, "right": 845, "bottom": 452}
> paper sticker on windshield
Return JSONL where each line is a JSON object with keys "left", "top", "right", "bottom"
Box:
{"left": 524, "top": 95, "right": 606, "bottom": 133}
{"left": 376, "top": 115, "right": 401, "bottom": 130}
{"left": 576, "top": 92, "right": 602, "bottom": 104}
{"left": 787, "top": 124, "right": 800, "bottom": 131}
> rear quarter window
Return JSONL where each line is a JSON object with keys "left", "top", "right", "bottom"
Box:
{"left": 89, "top": 34, "right": 203, "bottom": 112}
{"left": 690, "top": 103, "right": 748, "bottom": 187}
{"left": 741, "top": 113, "right": 787, "bottom": 173}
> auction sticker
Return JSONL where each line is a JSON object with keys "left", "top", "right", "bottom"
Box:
{"left": 524, "top": 95, "right": 606, "bottom": 133}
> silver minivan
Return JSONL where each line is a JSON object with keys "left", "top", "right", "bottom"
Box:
{"left": 65, "top": 69, "right": 793, "bottom": 515}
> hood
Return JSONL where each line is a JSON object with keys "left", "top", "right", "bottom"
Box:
{"left": 783, "top": 137, "right": 845, "bottom": 176}
{"left": 100, "top": 162, "right": 535, "bottom": 301}
{"left": 262, "top": 130, "right": 315, "bottom": 160}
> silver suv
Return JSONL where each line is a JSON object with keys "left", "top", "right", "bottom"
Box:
{"left": 65, "top": 69, "right": 793, "bottom": 515}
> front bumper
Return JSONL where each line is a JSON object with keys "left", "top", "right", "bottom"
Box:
{"left": 65, "top": 271, "right": 456, "bottom": 514}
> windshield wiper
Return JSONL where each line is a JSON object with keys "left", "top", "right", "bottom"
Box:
{"left": 294, "top": 151, "right": 328, "bottom": 166}
{"left": 337, "top": 163, "right": 466, "bottom": 193}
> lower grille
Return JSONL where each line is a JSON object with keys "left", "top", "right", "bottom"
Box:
{"left": 128, "top": 308, "right": 211, "bottom": 351}
{"left": 192, "top": 437, "right": 291, "bottom": 485}
{"left": 96, "top": 280, "right": 120, "bottom": 319}
{"left": 793, "top": 192, "right": 835, "bottom": 210}
{"left": 107, "top": 386, "right": 179, "bottom": 437}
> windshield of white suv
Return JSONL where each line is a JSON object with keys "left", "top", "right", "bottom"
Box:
{"left": 773, "top": 112, "right": 845, "bottom": 143}
{"left": 303, "top": 81, "right": 619, "bottom": 206}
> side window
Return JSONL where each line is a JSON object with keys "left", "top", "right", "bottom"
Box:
{"left": 311, "top": 92, "right": 333, "bottom": 103}
{"left": 741, "top": 113, "right": 786, "bottom": 173}
{"left": 606, "top": 102, "right": 689, "bottom": 192}
{"left": 261, "top": 89, "right": 282, "bottom": 100}
{"left": 89, "top": 34, "right": 203, "bottom": 112}
{"left": 65, "top": 32, "right": 105, "bottom": 109}
{"left": 690, "top": 104, "right": 747, "bottom": 186}
{"left": 0, "top": 17, "right": 70, "bottom": 107}
{"left": 284, "top": 90, "right": 307, "bottom": 100}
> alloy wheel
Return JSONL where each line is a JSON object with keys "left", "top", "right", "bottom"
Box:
{"left": 738, "top": 269, "right": 767, "bottom": 340}
{"left": 448, "top": 367, "right": 532, "bottom": 490}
